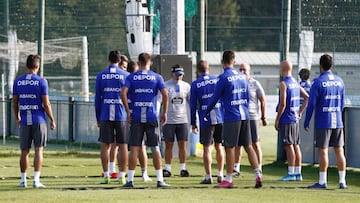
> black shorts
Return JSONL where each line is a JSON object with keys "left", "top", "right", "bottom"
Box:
{"left": 128, "top": 122, "right": 161, "bottom": 147}
{"left": 163, "top": 123, "right": 189, "bottom": 142}
{"left": 250, "top": 120, "right": 260, "bottom": 142}
{"left": 98, "top": 121, "right": 128, "bottom": 144}
{"left": 20, "top": 123, "right": 47, "bottom": 150}
{"left": 200, "top": 124, "right": 223, "bottom": 146}
{"left": 279, "top": 123, "right": 300, "bottom": 145}
{"left": 222, "top": 120, "right": 251, "bottom": 147}
{"left": 315, "top": 128, "right": 344, "bottom": 148}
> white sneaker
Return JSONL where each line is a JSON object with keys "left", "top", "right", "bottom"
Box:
{"left": 33, "top": 181, "right": 46, "bottom": 188}
{"left": 142, "top": 175, "right": 152, "bottom": 182}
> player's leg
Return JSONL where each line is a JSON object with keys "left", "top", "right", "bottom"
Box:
{"left": 123, "top": 122, "right": 144, "bottom": 187}
{"left": 214, "top": 124, "right": 224, "bottom": 183}
{"left": 215, "top": 121, "right": 240, "bottom": 188}
{"left": 250, "top": 120, "right": 262, "bottom": 170}
{"left": 146, "top": 122, "right": 169, "bottom": 187}
{"left": 332, "top": 129, "right": 347, "bottom": 189}
{"left": 32, "top": 124, "right": 47, "bottom": 188}
{"left": 279, "top": 124, "right": 296, "bottom": 181}
{"left": 163, "top": 124, "right": 175, "bottom": 176}
{"left": 233, "top": 146, "right": 242, "bottom": 176}
{"left": 199, "top": 125, "right": 214, "bottom": 184}
{"left": 98, "top": 121, "right": 113, "bottom": 184}
{"left": 139, "top": 145, "right": 152, "bottom": 182}
{"left": 294, "top": 144, "right": 302, "bottom": 180}
{"left": 115, "top": 121, "right": 128, "bottom": 183}
{"left": 19, "top": 125, "right": 31, "bottom": 187}
{"left": 109, "top": 144, "right": 119, "bottom": 178}
{"left": 308, "top": 129, "right": 330, "bottom": 189}
{"left": 177, "top": 124, "right": 190, "bottom": 177}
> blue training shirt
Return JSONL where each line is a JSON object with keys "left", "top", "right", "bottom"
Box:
{"left": 125, "top": 69, "right": 165, "bottom": 123}
{"left": 299, "top": 80, "right": 311, "bottom": 105}
{"left": 304, "top": 71, "right": 345, "bottom": 129}
{"left": 204, "top": 67, "right": 249, "bottom": 122}
{"left": 190, "top": 73, "right": 224, "bottom": 126}
{"left": 277, "top": 76, "right": 301, "bottom": 124}
{"left": 95, "top": 64, "right": 129, "bottom": 122}
{"left": 13, "top": 73, "right": 48, "bottom": 125}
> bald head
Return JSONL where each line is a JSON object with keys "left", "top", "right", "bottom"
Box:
{"left": 239, "top": 63, "right": 251, "bottom": 78}
{"left": 280, "top": 60, "right": 293, "bottom": 77}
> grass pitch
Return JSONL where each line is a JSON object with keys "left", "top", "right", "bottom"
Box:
{"left": 0, "top": 122, "right": 359, "bottom": 203}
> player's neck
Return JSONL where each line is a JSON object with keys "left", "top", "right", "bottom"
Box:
{"left": 140, "top": 66, "right": 150, "bottom": 71}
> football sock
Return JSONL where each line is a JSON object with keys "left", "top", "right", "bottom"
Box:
{"left": 338, "top": 170, "right": 346, "bottom": 184}
{"left": 319, "top": 171, "right": 327, "bottom": 185}
{"left": 179, "top": 163, "right": 186, "bottom": 171}
{"left": 206, "top": 174, "right": 212, "bottom": 180}
{"left": 103, "top": 171, "right": 109, "bottom": 178}
{"left": 128, "top": 170, "right": 135, "bottom": 182}
{"left": 295, "top": 166, "right": 302, "bottom": 174}
{"left": 259, "top": 164, "right": 262, "bottom": 172}
{"left": 142, "top": 168, "right": 148, "bottom": 177}
{"left": 119, "top": 171, "right": 126, "bottom": 178}
{"left": 21, "top": 172, "right": 27, "bottom": 182}
{"left": 34, "top": 171, "right": 40, "bottom": 182}
{"left": 288, "top": 166, "right": 295, "bottom": 175}
{"left": 156, "top": 169, "right": 164, "bottom": 182}
{"left": 165, "top": 164, "right": 171, "bottom": 172}
{"left": 234, "top": 163, "right": 240, "bottom": 172}
{"left": 218, "top": 171, "right": 224, "bottom": 177}
{"left": 254, "top": 167, "right": 262, "bottom": 179}
{"left": 109, "top": 162, "right": 116, "bottom": 174}
{"left": 225, "top": 174, "right": 233, "bottom": 183}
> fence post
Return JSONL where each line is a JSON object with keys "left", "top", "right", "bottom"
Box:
{"left": 68, "top": 97, "right": 74, "bottom": 141}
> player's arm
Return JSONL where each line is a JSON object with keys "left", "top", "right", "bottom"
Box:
{"left": 299, "top": 87, "right": 309, "bottom": 116}
{"left": 304, "top": 81, "right": 318, "bottom": 130}
{"left": 275, "top": 82, "right": 287, "bottom": 131}
{"left": 204, "top": 78, "right": 223, "bottom": 119}
{"left": 121, "top": 86, "right": 131, "bottom": 124}
{"left": 257, "top": 82, "right": 268, "bottom": 126}
{"left": 41, "top": 95, "right": 56, "bottom": 130}
{"left": 160, "top": 88, "right": 168, "bottom": 125}
{"left": 94, "top": 75, "right": 102, "bottom": 126}
{"left": 189, "top": 84, "right": 198, "bottom": 133}
{"left": 12, "top": 95, "right": 20, "bottom": 128}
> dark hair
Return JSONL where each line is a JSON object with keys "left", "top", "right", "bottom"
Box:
{"left": 26, "top": 54, "right": 40, "bottom": 69}
{"left": 108, "top": 50, "right": 121, "bottom": 63}
{"left": 196, "top": 60, "right": 208, "bottom": 74}
{"left": 222, "top": 50, "right": 235, "bottom": 65}
{"left": 320, "top": 54, "right": 333, "bottom": 71}
{"left": 120, "top": 55, "right": 128, "bottom": 66}
{"left": 127, "top": 61, "right": 138, "bottom": 73}
{"left": 138, "top": 52, "right": 151, "bottom": 66}
{"left": 299, "top": 68, "right": 311, "bottom": 80}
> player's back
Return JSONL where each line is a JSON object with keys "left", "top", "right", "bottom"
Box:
{"left": 312, "top": 71, "right": 344, "bottom": 128}
{"left": 165, "top": 79, "right": 190, "bottom": 124}
{"left": 279, "top": 76, "right": 300, "bottom": 124}
{"left": 95, "top": 65, "right": 129, "bottom": 121}
{"left": 13, "top": 73, "right": 47, "bottom": 125}
{"left": 126, "top": 69, "right": 164, "bottom": 123}
{"left": 217, "top": 67, "right": 249, "bottom": 121}
{"left": 191, "top": 73, "right": 223, "bottom": 125}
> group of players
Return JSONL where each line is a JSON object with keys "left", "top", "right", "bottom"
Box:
{"left": 13, "top": 50, "right": 347, "bottom": 189}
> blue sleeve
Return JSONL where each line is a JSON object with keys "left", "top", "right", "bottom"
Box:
{"left": 304, "top": 80, "right": 318, "bottom": 128}
{"left": 341, "top": 79, "right": 345, "bottom": 111}
{"left": 190, "top": 83, "right": 198, "bottom": 126}
{"left": 204, "top": 77, "right": 224, "bottom": 118}
{"left": 95, "top": 74, "right": 102, "bottom": 121}
{"left": 41, "top": 79, "right": 48, "bottom": 96}
{"left": 124, "top": 74, "right": 132, "bottom": 88}
{"left": 12, "top": 79, "right": 18, "bottom": 96}
{"left": 157, "top": 75, "right": 165, "bottom": 91}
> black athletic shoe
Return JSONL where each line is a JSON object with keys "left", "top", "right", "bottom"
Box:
{"left": 255, "top": 177, "right": 263, "bottom": 188}
{"left": 232, "top": 170, "right": 240, "bottom": 177}
{"left": 200, "top": 178, "right": 213, "bottom": 184}
{"left": 157, "top": 181, "right": 170, "bottom": 188}
{"left": 180, "top": 170, "right": 190, "bottom": 177}
{"left": 163, "top": 169, "right": 172, "bottom": 177}
{"left": 123, "top": 181, "right": 134, "bottom": 188}
{"left": 217, "top": 176, "right": 223, "bottom": 183}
